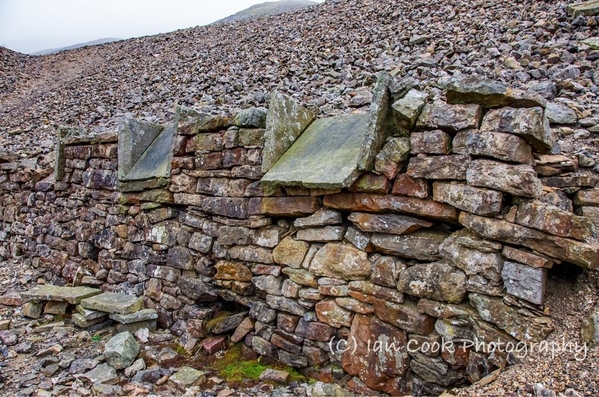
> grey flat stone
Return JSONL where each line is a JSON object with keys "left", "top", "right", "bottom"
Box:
{"left": 262, "top": 113, "right": 370, "bottom": 189}
{"left": 21, "top": 285, "right": 101, "bottom": 305}
{"left": 76, "top": 305, "right": 108, "bottom": 320}
{"left": 81, "top": 363, "right": 118, "bottom": 384}
{"left": 169, "top": 367, "right": 206, "bottom": 390}
{"left": 71, "top": 313, "right": 108, "bottom": 328}
{"left": 110, "top": 309, "right": 158, "bottom": 324}
{"left": 80, "top": 292, "right": 143, "bottom": 315}
{"left": 122, "top": 123, "right": 174, "bottom": 181}
{"left": 117, "top": 118, "right": 164, "bottom": 180}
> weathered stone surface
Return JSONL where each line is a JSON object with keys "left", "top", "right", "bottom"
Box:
{"left": 335, "top": 297, "right": 374, "bottom": 314}
{"left": 371, "top": 256, "right": 405, "bottom": 287}
{"left": 342, "top": 315, "right": 410, "bottom": 395}
{"left": 273, "top": 237, "right": 309, "bottom": 268}
{"left": 502, "top": 262, "right": 546, "bottom": 305}
{"left": 215, "top": 261, "right": 252, "bottom": 281}
{"left": 392, "top": 88, "right": 429, "bottom": 129}
{"left": 416, "top": 101, "right": 482, "bottom": 132}
{"left": 348, "top": 212, "right": 432, "bottom": 235}
{"left": 469, "top": 294, "right": 553, "bottom": 342}
{"left": 259, "top": 368, "right": 289, "bottom": 383}
{"left": 315, "top": 300, "right": 353, "bottom": 328}
{"left": 296, "top": 226, "right": 346, "bottom": 242}
{"left": 440, "top": 230, "right": 503, "bottom": 282}
{"left": 234, "top": 108, "right": 267, "bottom": 128}
{"left": 577, "top": 206, "right": 599, "bottom": 233}
{"left": 281, "top": 268, "right": 318, "bottom": 287}
{"left": 392, "top": 174, "right": 429, "bottom": 198}
{"left": 543, "top": 174, "right": 597, "bottom": 188}
{"left": 212, "top": 312, "right": 248, "bottom": 334}
{"left": 293, "top": 209, "right": 342, "bottom": 228}
{"left": 516, "top": 201, "right": 594, "bottom": 241}
{"left": 249, "top": 302, "right": 276, "bottom": 323}
{"left": 228, "top": 245, "right": 273, "bottom": 264}
{"left": 574, "top": 189, "right": 599, "bottom": 207}
{"left": 202, "top": 197, "right": 248, "bottom": 219}
{"left": 324, "top": 193, "right": 457, "bottom": 221}
{"left": 262, "top": 92, "right": 315, "bottom": 173}
{"left": 433, "top": 182, "right": 503, "bottom": 216}
{"left": 344, "top": 226, "right": 372, "bottom": 251}
{"left": 104, "top": 332, "right": 140, "bottom": 370}
{"left": 165, "top": 246, "right": 193, "bottom": 270}
{"left": 349, "top": 173, "right": 390, "bottom": 194}
{"left": 446, "top": 76, "right": 546, "bottom": 108}
{"left": 81, "top": 363, "right": 118, "bottom": 385}
{"left": 118, "top": 118, "right": 163, "bottom": 180}
{"left": 348, "top": 281, "right": 404, "bottom": 304}
{"left": 266, "top": 296, "right": 306, "bottom": 316}
{"left": 248, "top": 197, "right": 319, "bottom": 216}
{"left": 410, "top": 352, "right": 466, "bottom": 387}
{"left": 21, "top": 285, "right": 100, "bottom": 305}
{"left": 263, "top": 113, "right": 371, "bottom": 188}
{"left": 452, "top": 130, "right": 533, "bottom": 164}
{"left": 372, "top": 298, "right": 435, "bottom": 334}
{"left": 295, "top": 319, "right": 335, "bottom": 341}
{"left": 568, "top": 0, "right": 599, "bottom": 17}
{"left": 397, "top": 262, "right": 467, "bottom": 303}
{"left": 81, "top": 292, "right": 143, "bottom": 315}
{"left": 501, "top": 246, "right": 553, "bottom": 268}
{"left": 374, "top": 137, "right": 411, "bottom": 179}
{"left": 467, "top": 159, "right": 542, "bottom": 198}
{"left": 581, "top": 311, "right": 599, "bottom": 345}
{"left": 460, "top": 212, "right": 599, "bottom": 269}
{"left": 480, "top": 107, "right": 554, "bottom": 153}
{"left": 545, "top": 102, "right": 577, "bottom": 125}
{"left": 110, "top": 309, "right": 158, "bottom": 324}
{"left": 123, "top": 124, "right": 173, "bottom": 182}
{"left": 169, "top": 367, "right": 206, "bottom": 390}
{"left": 406, "top": 155, "right": 469, "bottom": 180}
{"left": 253, "top": 275, "right": 283, "bottom": 295}
{"left": 371, "top": 230, "right": 450, "bottom": 261}
{"left": 309, "top": 243, "right": 371, "bottom": 280}
{"left": 410, "top": 130, "right": 451, "bottom": 154}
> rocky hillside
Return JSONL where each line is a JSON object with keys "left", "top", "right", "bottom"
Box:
{"left": 0, "top": 0, "right": 597, "bottom": 161}
{"left": 215, "top": 0, "right": 318, "bottom": 24}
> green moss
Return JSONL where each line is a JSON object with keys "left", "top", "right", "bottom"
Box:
{"left": 211, "top": 343, "right": 308, "bottom": 384}
{"left": 91, "top": 334, "right": 102, "bottom": 342}
{"left": 205, "top": 311, "right": 232, "bottom": 333}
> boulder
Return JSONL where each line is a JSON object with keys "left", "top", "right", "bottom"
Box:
{"left": 452, "top": 129, "right": 533, "bottom": 164}
{"left": 309, "top": 243, "right": 371, "bottom": 280}
{"left": 446, "top": 76, "right": 546, "bottom": 108}
{"left": 433, "top": 182, "right": 503, "bottom": 216}
{"left": 467, "top": 159, "right": 542, "bottom": 198}
{"left": 406, "top": 155, "right": 470, "bottom": 180}
{"left": 416, "top": 101, "right": 482, "bottom": 132}
{"left": 516, "top": 201, "right": 594, "bottom": 241}
{"left": 104, "top": 332, "right": 140, "bottom": 370}
{"left": 501, "top": 262, "right": 547, "bottom": 305}
{"left": 397, "top": 262, "right": 467, "bottom": 303}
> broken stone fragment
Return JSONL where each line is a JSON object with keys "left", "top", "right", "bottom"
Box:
{"left": 104, "top": 332, "right": 140, "bottom": 370}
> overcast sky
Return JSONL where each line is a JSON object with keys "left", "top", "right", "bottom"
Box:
{"left": 0, "top": 0, "right": 324, "bottom": 54}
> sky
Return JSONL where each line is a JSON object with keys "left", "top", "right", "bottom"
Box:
{"left": 0, "top": 0, "right": 324, "bottom": 54}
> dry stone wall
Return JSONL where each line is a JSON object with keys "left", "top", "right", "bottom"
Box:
{"left": 1, "top": 74, "right": 598, "bottom": 396}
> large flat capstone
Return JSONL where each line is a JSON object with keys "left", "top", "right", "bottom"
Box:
{"left": 262, "top": 114, "right": 371, "bottom": 189}
{"left": 80, "top": 292, "right": 143, "bottom": 315}
{"left": 21, "top": 285, "right": 101, "bottom": 305}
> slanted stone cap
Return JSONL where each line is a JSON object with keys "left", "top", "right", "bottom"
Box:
{"left": 262, "top": 113, "right": 370, "bottom": 189}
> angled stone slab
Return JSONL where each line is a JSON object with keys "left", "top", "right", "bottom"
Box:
{"left": 80, "top": 292, "right": 143, "bottom": 315}
{"left": 122, "top": 123, "right": 174, "bottom": 182}
{"left": 21, "top": 285, "right": 101, "bottom": 305}
{"left": 348, "top": 212, "right": 433, "bottom": 234}
{"left": 261, "top": 92, "right": 315, "bottom": 173}
{"left": 262, "top": 113, "right": 370, "bottom": 189}
{"left": 117, "top": 118, "right": 164, "bottom": 180}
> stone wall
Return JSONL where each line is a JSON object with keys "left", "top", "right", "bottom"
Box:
{"left": 1, "top": 74, "right": 598, "bottom": 396}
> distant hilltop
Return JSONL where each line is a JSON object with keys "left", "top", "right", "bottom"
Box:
{"left": 31, "top": 38, "right": 121, "bottom": 56}
{"left": 215, "top": 0, "right": 318, "bottom": 24}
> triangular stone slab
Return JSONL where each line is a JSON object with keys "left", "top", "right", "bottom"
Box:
{"left": 262, "top": 113, "right": 370, "bottom": 189}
